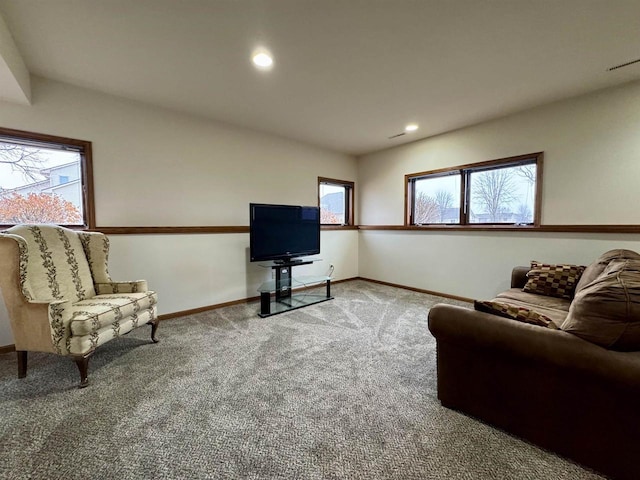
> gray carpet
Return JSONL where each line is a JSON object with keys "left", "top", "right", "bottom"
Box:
{"left": 0, "top": 280, "right": 602, "bottom": 479}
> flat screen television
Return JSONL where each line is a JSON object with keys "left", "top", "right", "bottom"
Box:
{"left": 250, "top": 203, "right": 320, "bottom": 263}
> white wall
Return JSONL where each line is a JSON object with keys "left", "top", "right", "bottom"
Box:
{"left": 359, "top": 230, "right": 640, "bottom": 300}
{"left": 107, "top": 230, "right": 357, "bottom": 315}
{"left": 3, "top": 77, "right": 357, "bottom": 226}
{"left": 358, "top": 81, "right": 640, "bottom": 298}
{"left": 359, "top": 81, "right": 640, "bottom": 226}
{"left": 0, "top": 77, "right": 358, "bottom": 346}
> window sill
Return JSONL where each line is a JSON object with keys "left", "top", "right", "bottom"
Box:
{"left": 358, "top": 224, "right": 640, "bottom": 233}
{"left": 321, "top": 225, "right": 358, "bottom": 230}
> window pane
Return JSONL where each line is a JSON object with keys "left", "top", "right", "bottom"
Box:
{"left": 0, "top": 141, "right": 84, "bottom": 225}
{"left": 468, "top": 164, "right": 536, "bottom": 224}
{"left": 413, "top": 174, "right": 461, "bottom": 224}
{"left": 320, "top": 183, "right": 346, "bottom": 224}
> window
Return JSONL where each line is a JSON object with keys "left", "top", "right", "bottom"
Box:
{"left": 0, "top": 127, "right": 95, "bottom": 228}
{"left": 412, "top": 172, "right": 461, "bottom": 224}
{"left": 318, "top": 177, "right": 354, "bottom": 225}
{"left": 406, "top": 152, "right": 543, "bottom": 226}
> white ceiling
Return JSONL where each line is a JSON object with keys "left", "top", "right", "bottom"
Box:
{"left": 0, "top": 0, "right": 639, "bottom": 156}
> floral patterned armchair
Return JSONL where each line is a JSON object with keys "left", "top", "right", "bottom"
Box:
{"left": 0, "top": 224, "right": 158, "bottom": 387}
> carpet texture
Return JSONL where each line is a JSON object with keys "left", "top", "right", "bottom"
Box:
{"left": 0, "top": 280, "right": 602, "bottom": 479}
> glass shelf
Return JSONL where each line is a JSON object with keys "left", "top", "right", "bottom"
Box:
{"left": 260, "top": 291, "right": 333, "bottom": 317}
{"left": 258, "top": 275, "right": 331, "bottom": 293}
{"left": 257, "top": 257, "right": 322, "bottom": 269}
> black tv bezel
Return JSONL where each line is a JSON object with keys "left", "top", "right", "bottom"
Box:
{"left": 249, "top": 203, "right": 321, "bottom": 263}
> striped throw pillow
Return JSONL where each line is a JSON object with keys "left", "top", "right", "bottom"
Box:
{"left": 474, "top": 300, "right": 558, "bottom": 329}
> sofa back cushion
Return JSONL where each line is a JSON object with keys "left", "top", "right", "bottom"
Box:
{"left": 574, "top": 249, "right": 640, "bottom": 294}
{"left": 561, "top": 258, "right": 640, "bottom": 350}
{"left": 6, "top": 224, "right": 96, "bottom": 303}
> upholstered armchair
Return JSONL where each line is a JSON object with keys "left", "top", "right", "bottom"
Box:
{"left": 0, "top": 224, "right": 158, "bottom": 387}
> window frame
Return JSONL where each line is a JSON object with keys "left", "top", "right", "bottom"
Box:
{"left": 318, "top": 176, "right": 355, "bottom": 226}
{"left": 0, "top": 126, "right": 95, "bottom": 230}
{"left": 405, "top": 152, "right": 543, "bottom": 227}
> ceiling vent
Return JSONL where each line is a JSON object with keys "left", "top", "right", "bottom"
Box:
{"left": 607, "top": 58, "right": 640, "bottom": 71}
{"left": 388, "top": 132, "right": 406, "bottom": 139}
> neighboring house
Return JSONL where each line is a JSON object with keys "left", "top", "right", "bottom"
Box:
{"left": 439, "top": 207, "right": 460, "bottom": 223}
{"left": 320, "top": 191, "right": 345, "bottom": 223}
{"left": 421, "top": 208, "right": 531, "bottom": 224}
{"left": 0, "top": 161, "right": 81, "bottom": 208}
{"left": 469, "top": 211, "right": 532, "bottom": 224}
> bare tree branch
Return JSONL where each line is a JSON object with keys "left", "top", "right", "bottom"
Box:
{"left": 516, "top": 202, "right": 532, "bottom": 223}
{"left": 414, "top": 192, "right": 440, "bottom": 224}
{"left": 516, "top": 165, "right": 536, "bottom": 185}
{"left": 434, "top": 190, "right": 454, "bottom": 222}
{"left": 0, "top": 142, "right": 46, "bottom": 183}
{"left": 471, "top": 169, "right": 517, "bottom": 222}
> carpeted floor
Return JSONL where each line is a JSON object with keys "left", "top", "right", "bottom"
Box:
{"left": 0, "top": 280, "right": 602, "bottom": 479}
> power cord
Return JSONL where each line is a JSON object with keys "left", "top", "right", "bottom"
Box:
{"left": 328, "top": 264, "right": 334, "bottom": 277}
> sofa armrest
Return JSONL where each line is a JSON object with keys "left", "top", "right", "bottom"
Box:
{"left": 511, "top": 266, "right": 530, "bottom": 288}
{"left": 428, "top": 303, "right": 640, "bottom": 389}
{"left": 95, "top": 280, "right": 149, "bottom": 295}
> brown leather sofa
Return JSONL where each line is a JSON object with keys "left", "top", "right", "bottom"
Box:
{"left": 428, "top": 251, "right": 640, "bottom": 480}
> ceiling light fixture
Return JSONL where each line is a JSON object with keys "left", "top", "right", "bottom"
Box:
{"left": 252, "top": 50, "right": 274, "bottom": 70}
{"left": 405, "top": 123, "right": 419, "bottom": 132}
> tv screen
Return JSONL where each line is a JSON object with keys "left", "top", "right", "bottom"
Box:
{"left": 250, "top": 203, "right": 320, "bottom": 262}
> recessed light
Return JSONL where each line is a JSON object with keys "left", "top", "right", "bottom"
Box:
{"left": 252, "top": 50, "right": 274, "bottom": 70}
{"left": 405, "top": 123, "right": 419, "bottom": 132}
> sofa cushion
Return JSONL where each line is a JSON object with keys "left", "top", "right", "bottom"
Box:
{"left": 68, "top": 308, "right": 157, "bottom": 355}
{"left": 522, "top": 262, "right": 585, "bottom": 299}
{"left": 474, "top": 300, "right": 558, "bottom": 329}
{"left": 561, "top": 259, "right": 640, "bottom": 350}
{"left": 496, "top": 288, "right": 571, "bottom": 311}
{"left": 69, "top": 291, "right": 157, "bottom": 336}
{"left": 574, "top": 249, "right": 640, "bottom": 294}
{"left": 493, "top": 289, "right": 570, "bottom": 326}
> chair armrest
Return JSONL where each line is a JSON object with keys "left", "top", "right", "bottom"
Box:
{"left": 4, "top": 298, "right": 70, "bottom": 354}
{"left": 511, "top": 266, "right": 530, "bottom": 288}
{"left": 428, "top": 303, "right": 640, "bottom": 390}
{"left": 46, "top": 299, "right": 73, "bottom": 354}
{"left": 95, "top": 280, "right": 149, "bottom": 294}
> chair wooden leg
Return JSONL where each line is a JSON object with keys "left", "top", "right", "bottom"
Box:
{"left": 150, "top": 318, "right": 160, "bottom": 343}
{"left": 17, "top": 351, "right": 27, "bottom": 378}
{"left": 72, "top": 354, "right": 92, "bottom": 388}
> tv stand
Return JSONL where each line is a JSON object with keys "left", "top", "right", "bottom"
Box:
{"left": 257, "top": 259, "right": 333, "bottom": 317}
{"left": 274, "top": 257, "right": 304, "bottom": 265}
